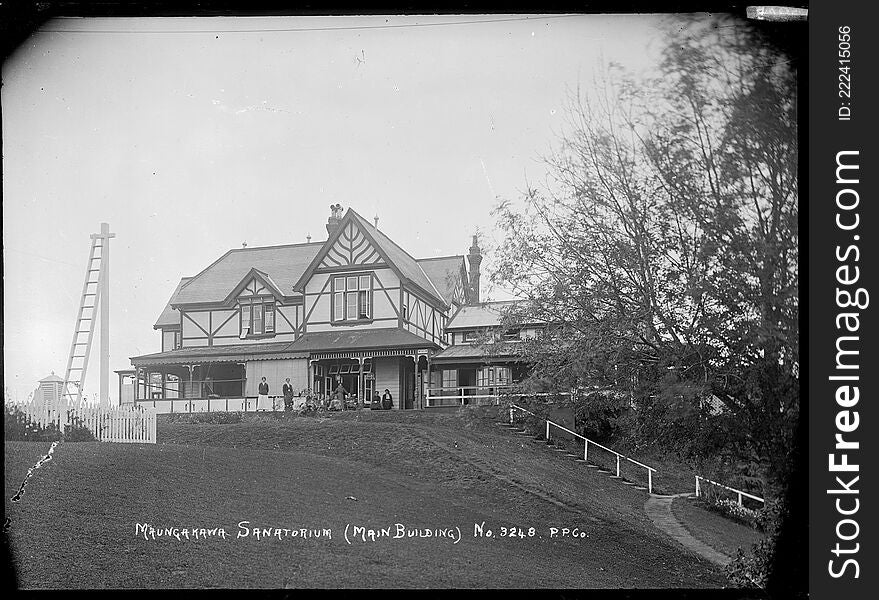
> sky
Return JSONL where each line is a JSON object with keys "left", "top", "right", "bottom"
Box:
{"left": 2, "top": 14, "right": 671, "bottom": 403}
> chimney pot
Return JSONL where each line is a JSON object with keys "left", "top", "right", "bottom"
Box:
{"left": 326, "top": 205, "right": 343, "bottom": 236}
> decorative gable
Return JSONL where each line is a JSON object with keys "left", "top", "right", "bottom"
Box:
{"left": 237, "top": 277, "right": 269, "bottom": 298}
{"left": 223, "top": 268, "right": 285, "bottom": 305}
{"left": 319, "top": 221, "right": 383, "bottom": 269}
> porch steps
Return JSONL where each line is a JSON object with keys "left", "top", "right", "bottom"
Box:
{"left": 492, "top": 421, "right": 650, "bottom": 496}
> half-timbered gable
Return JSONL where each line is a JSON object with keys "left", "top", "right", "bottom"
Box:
{"left": 318, "top": 220, "right": 384, "bottom": 269}
{"left": 302, "top": 268, "right": 402, "bottom": 333}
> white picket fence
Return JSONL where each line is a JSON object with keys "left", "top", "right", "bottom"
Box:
{"left": 9, "top": 399, "right": 157, "bottom": 444}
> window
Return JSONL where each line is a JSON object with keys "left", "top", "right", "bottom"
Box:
{"left": 358, "top": 290, "right": 369, "bottom": 319}
{"left": 333, "top": 278, "right": 345, "bottom": 322}
{"left": 240, "top": 299, "right": 276, "bottom": 337}
{"left": 332, "top": 273, "right": 373, "bottom": 322}
{"left": 442, "top": 369, "right": 458, "bottom": 389}
{"left": 346, "top": 292, "right": 358, "bottom": 320}
{"left": 402, "top": 303, "right": 408, "bottom": 320}
{"left": 252, "top": 303, "right": 264, "bottom": 334}
{"left": 477, "top": 366, "right": 511, "bottom": 387}
{"left": 463, "top": 330, "right": 478, "bottom": 342}
{"left": 264, "top": 304, "right": 275, "bottom": 333}
{"left": 502, "top": 328, "right": 521, "bottom": 341}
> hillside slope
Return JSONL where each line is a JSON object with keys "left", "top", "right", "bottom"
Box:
{"left": 5, "top": 411, "right": 729, "bottom": 588}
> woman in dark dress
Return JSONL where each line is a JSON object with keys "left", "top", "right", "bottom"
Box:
{"left": 381, "top": 389, "right": 393, "bottom": 410}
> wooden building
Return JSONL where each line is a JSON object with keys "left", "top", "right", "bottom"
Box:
{"left": 124, "top": 206, "right": 535, "bottom": 412}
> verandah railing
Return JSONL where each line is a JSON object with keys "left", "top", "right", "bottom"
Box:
{"left": 425, "top": 385, "right": 517, "bottom": 407}
{"left": 508, "top": 403, "right": 657, "bottom": 494}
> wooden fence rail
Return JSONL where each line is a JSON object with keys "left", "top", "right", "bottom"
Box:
{"left": 8, "top": 399, "right": 156, "bottom": 444}
{"left": 695, "top": 475, "right": 765, "bottom": 506}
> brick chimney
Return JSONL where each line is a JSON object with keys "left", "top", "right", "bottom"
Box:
{"left": 467, "top": 234, "right": 482, "bottom": 304}
{"left": 326, "top": 204, "right": 343, "bottom": 236}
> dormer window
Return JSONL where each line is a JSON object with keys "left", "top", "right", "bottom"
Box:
{"left": 332, "top": 273, "right": 373, "bottom": 323}
{"left": 240, "top": 298, "right": 276, "bottom": 338}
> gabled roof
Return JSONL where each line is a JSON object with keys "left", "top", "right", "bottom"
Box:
{"left": 154, "top": 277, "right": 193, "bottom": 329}
{"left": 172, "top": 242, "right": 323, "bottom": 306}
{"left": 416, "top": 255, "right": 466, "bottom": 306}
{"left": 347, "top": 210, "right": 446, "bottom": 307}
{"left": 294, "top": 208, "right": 448, "bottom": 308}
{"left": 162, "top": 208, "right": 463, "bottom": 310}
{"left": 223, "top": 267, "right": 286, "bottom": 303}
{"left": 445, "top": 300, "right": 534, "bottom": 330}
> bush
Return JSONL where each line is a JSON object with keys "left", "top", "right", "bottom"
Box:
{"left": 4, "top": 404, "right": 96, "bottom": 442}
{"left": 5, "top": 405, "right": 61, "bottom": 441}
{"left": 725, "top": 497, "right": 785, "bottom": 588}
{"left": 64, "top": 414, "right": 97, "bottom": 442}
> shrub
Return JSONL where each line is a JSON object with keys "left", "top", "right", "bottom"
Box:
{"left": 63, "top": 414, "right": 97, "bottom": 442}
{"left": 4, "top": 404, "right": 95, "bottom": 442}
{"left": 4, "top": 404, "right": 62, "bottom": 441}
{"left": 725, "top": 497, "right": 785, "bottom": 588}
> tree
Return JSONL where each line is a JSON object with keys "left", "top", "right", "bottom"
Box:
{"left": 491, "top": 15, "right": 798, "bottom": 496}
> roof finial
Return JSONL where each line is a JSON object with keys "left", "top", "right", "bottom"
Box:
{"left": 373, "top": 214, "right": 379, "bottom": 229}
{"left": 307, "top": 234, "right": 312, "bottom": 243}
{"left": 242, "top": 241, "right": 248, "bottom": 248}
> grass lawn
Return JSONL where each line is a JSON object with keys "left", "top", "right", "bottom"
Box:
{"left": 671, "top": 496, "right": 766, "bottom": 559}
{"left": 5, "top": 410, "right": 731, "bottom": 588}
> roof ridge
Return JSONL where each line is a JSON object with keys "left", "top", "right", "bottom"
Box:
{"left": 348, "top": 209, "right": 447, "bottom": 305}
{"left": 416, "top": 254, "right": 465, "bottom": 262}
{"left": 229, "top": 240, "right": 326, "bottom": 252}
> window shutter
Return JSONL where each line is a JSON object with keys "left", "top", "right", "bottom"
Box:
{"left": 240, "top": 304, "right": 251, "bottom": 338}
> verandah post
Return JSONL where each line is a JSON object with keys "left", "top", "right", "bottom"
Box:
{"left": 648, "top": 470, "right": 653, "bottom": 494}
{"left": 546, "top": 420, "right": 550, "bottom": 441}
{"left": 695, "top": 476, "right": 700, "bottom": 497}
{"left": 584, "top": 439, "right": 588, "bottom": 462}
{"left": 616, "top": 455, "right": 620, "bottom": 477}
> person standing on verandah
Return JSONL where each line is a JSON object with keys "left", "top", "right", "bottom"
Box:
{"left": 258, "top": 377, "right": 270, "bottom": 410}
{"left": 282, "top": 378, "right": 294, "bottom": 411}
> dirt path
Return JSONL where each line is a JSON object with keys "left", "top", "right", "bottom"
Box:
{"left": 644, "top": 494, "right": 731, "bottom": 566}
